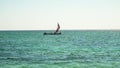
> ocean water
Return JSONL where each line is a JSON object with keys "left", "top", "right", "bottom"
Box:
{"left": 0, "top": 30, "right": 120, "bottom": 68}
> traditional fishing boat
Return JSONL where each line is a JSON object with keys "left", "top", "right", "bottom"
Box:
{"left": 43, "top": 23, "right": 61, "bottom": 35}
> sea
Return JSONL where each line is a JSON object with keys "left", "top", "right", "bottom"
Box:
{"left": 0, "top": 30, "right": 120, "bottom": 68}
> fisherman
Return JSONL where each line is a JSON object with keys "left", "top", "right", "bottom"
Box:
{"left": 54, "top": 23, "right": 60, "bottom": 34}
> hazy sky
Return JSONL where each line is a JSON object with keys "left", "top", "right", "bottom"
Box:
{"left": 0, "top": 0, "right": 120, "bottom": 30}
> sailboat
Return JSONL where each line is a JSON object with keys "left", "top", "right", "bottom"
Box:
{"left": 43, "top": 23, "right": 61, "bottom": 35}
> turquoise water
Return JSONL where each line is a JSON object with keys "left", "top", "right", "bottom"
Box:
{"left": 0, "top": 30, "right": 120, "bottom": 68}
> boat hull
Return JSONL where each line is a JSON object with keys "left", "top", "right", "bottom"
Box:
{"left": 43, "top": 32, "right": 61, "bottom": 35}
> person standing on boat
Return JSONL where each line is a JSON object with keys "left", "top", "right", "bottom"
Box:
{"left": 54, "top": 23, "right": 60, "bottom": 34}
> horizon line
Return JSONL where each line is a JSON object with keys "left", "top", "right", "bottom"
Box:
{"left": 0, "top": 29, "right": 120, "bottom": 31}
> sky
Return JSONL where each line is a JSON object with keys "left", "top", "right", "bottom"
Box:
{"left": 0, "top": 0, "right": 120, "bottom": 30}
